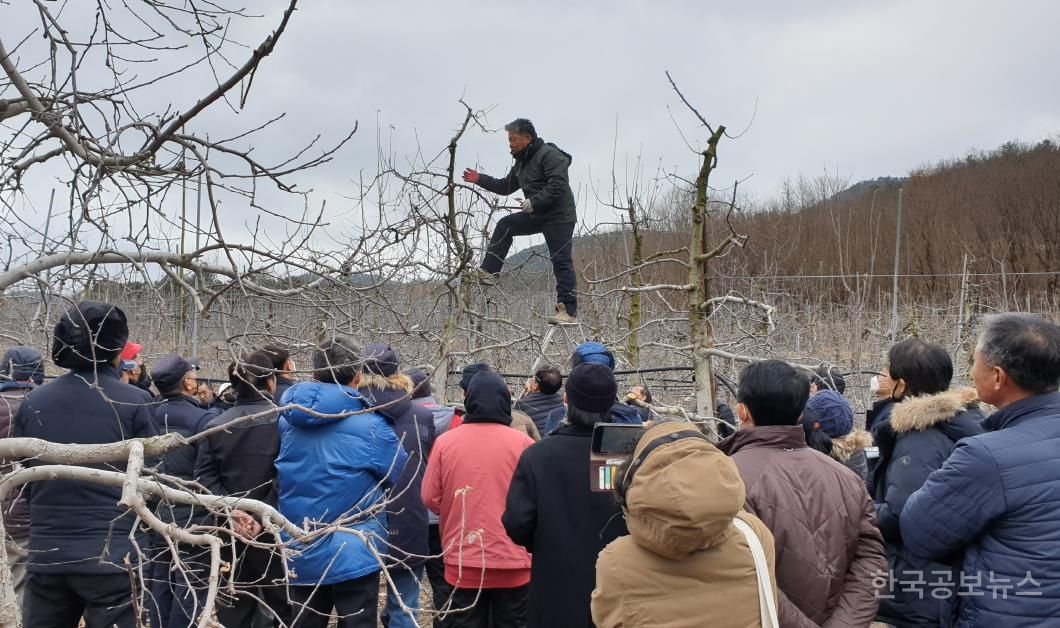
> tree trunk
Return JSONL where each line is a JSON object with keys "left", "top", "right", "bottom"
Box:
{"left": 626, "top": 199, "right": 643, "bottom": 380}
{"left": 688, "top": 127, "right": 726, "bottom": 434}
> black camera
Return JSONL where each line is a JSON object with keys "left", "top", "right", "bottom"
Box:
{"left": 589, "top": 423, "right": 648, "bottom": 492}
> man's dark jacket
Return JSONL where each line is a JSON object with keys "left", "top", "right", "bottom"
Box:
{"left": 13, "top": 364, "right": 158, "bottom": 574}
{"left": 872, "top": 388, "right": 983, "bottom": 626}
{"left": 866, "top": 397, "right": 896, "bottom": 435}
{"left": 154, "top": 394, "right": 219, "bottom": 522}
{"left": 476, "top": 137, "right": 576, "bottom": 225}
{"left": 502, "top": 423, "right": 628, "bottom": 628}
{"left": 358, "top": 385, "right": 435, "bottom": 570}
{"left": 514, "top": 391, "right": 565, "bottom": 435}
{"left": 275, "top": 376, "right": 295, "bottom": 405}
{"left": 194, "top": 396, "right": 281, "bottom": 505}
{"left": 901, "top": 391, "right": 1060, "bottom": 628}
{"left": 1, "top": 381, "right": 35, "bottom": 539}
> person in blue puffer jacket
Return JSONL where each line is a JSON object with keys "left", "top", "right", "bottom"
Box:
{"left": 276, "top": 335, "right": 408, "bottom": 628}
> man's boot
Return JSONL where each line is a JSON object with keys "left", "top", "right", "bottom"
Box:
{"left": 547, "top": 303, "right": 577, "bottom": 325}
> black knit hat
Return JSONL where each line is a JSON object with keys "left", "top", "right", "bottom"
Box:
{"left": 565, "top": 363, "right": 618, "bottom": 413}
{"left": 52, "top": 301, "right": 129, "bottom": 370}
{"left": 404, "top": 368, "right": 431, "bottom": 399}
{"left": 363, "top": 343, "right": 400, "bottom": 376}
{"left": 0, "top": 346, "right": 44, "bottom": 384}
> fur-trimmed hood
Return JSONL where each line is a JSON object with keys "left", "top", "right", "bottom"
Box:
{"left": 831, "top": 429, "right": 873, "bottom": 462}
{"left": 890, "top": 387, "right": 981, "bottom": 434}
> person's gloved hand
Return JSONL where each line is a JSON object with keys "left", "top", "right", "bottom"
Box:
{"left": 520, "top": 198, "right": 534, "bottom": 213}
{"left": 462, "top": 168, "right": 480, "bottom": 184}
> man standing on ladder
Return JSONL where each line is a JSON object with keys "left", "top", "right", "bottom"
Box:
{"left": 463, "top": 118, "right": 578, "bottom": 325}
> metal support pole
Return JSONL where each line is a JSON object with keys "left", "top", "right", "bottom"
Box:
{"left": 890, "top": 188, "right": 904, "bottom": 342}
{"left": 191, "top": 173, "right": 202, "bottom": 357}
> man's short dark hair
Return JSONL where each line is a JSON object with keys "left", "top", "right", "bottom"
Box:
{"left": 812, "top": 365, "right": 846, "bottom": 395}
{"left": 566, "top": 405, "right": 609, "bottom": 428}
{"left": 736, "top": 360, "right": 810, "bottom": 427}
{"left": 313, "top": 335, "right": 361, "bottom": 386}
{"left": 534, "top": 367, "right": 562, "bottom": 395}
{"left": 262, "top": 344, "right": 290, "bottom": 371}
{"left": 977, "top": 313, "right": 1060, "bottom": 395}
{"left": 504, "top": 118, "right": 537, "bottom": 139}
{"left": 888, "top": 339, "right": 953, "bottom": 397}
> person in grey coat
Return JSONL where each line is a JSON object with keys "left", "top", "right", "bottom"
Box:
{"left": 463, "top": 118, "right": 578, "bottom": 325}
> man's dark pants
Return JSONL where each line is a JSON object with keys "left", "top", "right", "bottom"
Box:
{"left": 481, "top": 213, "right": 577, "bottom": 316}
{"left": 426, "top": 523, "right": 453, "bottom": 627}
{"left": 215, "top": 541, "right": 292, "bottom": 627}
{"left": 445, "top": 585, "right": 528, "bottom": 628}
{"left": 24, "top": 572, "right": 137, "bottom": 628}
{"left": 288, "top": 571, "right": 379, "bottom": 628}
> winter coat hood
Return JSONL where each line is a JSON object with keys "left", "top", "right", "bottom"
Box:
{"left": 831, "top": 429, "right": 873, "bottom": 463}
{"left": 624, "top": 422, "right": 746, "bottom": 560}
{"left": 358, "top": 374, "right": 414, "bottom": 425}
{"left": 463, "top": 371, "right": 513, "bottom": 426}
{"left": 280, "top": 380, "right": 370, "bottom": 427}
{"left": 592, "top": 423, "right": 777, "bottom": 628}
{"left": 889, "top": 387, "right": 983, "bottom": 439}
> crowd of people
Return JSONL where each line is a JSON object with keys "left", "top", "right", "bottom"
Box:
{"left": 1, "top": 300, "right": 1059, "bottom": 628}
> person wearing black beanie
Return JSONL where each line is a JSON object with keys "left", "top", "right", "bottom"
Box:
{"left": 14, "top": 302, "right": 158, "bottom": 627}
{"left": 502, "top": 362, "right": 628, "bottom": 628}
{"left": 564, "top": 363, "right": 619, "bottom": 418}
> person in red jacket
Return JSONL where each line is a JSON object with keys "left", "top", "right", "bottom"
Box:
{"left": 421, "top": 371, "right": 533, "bottom": 628}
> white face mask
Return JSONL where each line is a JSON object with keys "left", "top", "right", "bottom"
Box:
{"left": 869, "top": 376, "right": 881, "bottom": 395}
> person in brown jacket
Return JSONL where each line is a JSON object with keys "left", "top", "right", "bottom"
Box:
{"left": 592, "top": 421, "right": 779, "bottom": 628}
{"left": 719, "top": 360, "right": 886, "bottom": 628}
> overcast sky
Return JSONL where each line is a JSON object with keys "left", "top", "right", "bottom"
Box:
{"left": 5, "top": 0, "right": 1060, "bottom": 248}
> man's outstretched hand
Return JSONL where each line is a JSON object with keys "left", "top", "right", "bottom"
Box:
{"left": 462, "top": 168, "right": 480, "bottom": 184}
{"left": 231, "top": 509, "right": 263, "bottom": 539}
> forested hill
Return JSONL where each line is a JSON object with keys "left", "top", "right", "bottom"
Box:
{"left": 732, "top": 138, "right": 1060, "bottom": 298}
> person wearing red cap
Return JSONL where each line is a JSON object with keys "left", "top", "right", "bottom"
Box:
{"left": 119, "top": 341, "right": 152, "bottom": 393}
